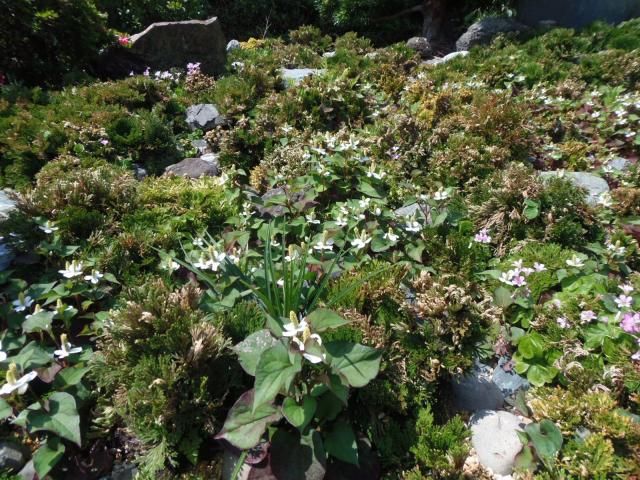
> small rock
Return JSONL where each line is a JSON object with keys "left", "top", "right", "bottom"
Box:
{"left": 406, "top": 37, "right": 433, "bottom": 59}
{"left": 191, "top": 139, "right": 212, "bottom": 155}
{"left": 186, "top": 104, "right": 226, "bottom": 132}
{"left": 470, "top": 410, "right": 524, "bottom": 476}
{"left": 492, "top": 357, "right": 529, "bottom": 399}
{"left": 0, "top": 190, "right": 16, "bottom": 219}
{"left": 132, "top": 163, "right": 148, "bottom": 181}
{"left": 0, "top": 440, "right": 29, "bottom": 473}
{"left": 280, "top": 68, "right": 326, "bottom": 87}
{"left": 164, "top": 156, "right": 220, "bottom": 178}
{"left": 226, "top": 39, "right": 241, "bottom": 52}
{"left": 607, "top": 157, "right": 630, "bottom": 173}
{"left": 322, "top": 51, "right": 336, "bottom": 58}
{"left": 452, "top": 362, "right": 504, "bottom": 412}
{"left": 394, "top": 202, "right": 428, "bottom": 219}
{"left": 18, "top": 459, "right": 35, "bottom": 480}
{"left": 540, "top": 171, "right": 609, "bottom": 206}
{"left": 456, "top": 16, "right": 529, "bottom": 51}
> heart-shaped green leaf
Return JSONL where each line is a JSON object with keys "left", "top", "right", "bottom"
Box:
{"left": 253, "top": 342, "right": 302, "bottom": 410}
{"left": 33, "top": 437, "right": 65, "bottom": 478}
{"left": 325, "top": 341, "right": 381, "bottom": 388}
{"left": 282, "top": 396, "right": 317, "bottom": 431}
{"left": 307, "top": 309, "right": 350, "bottom": 332}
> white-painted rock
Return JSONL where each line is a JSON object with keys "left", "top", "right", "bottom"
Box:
{"left": 540, "top": 171, "right": 609, "bottom": 206}
{"left": 280, "top": 68, "right": 325, "bottom": 87}
{"left": 470, "top": 410, "right": 524, "bottom": 476}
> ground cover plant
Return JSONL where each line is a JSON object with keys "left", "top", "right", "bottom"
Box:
{"left": 0, "top": 15, "right": 639, "bottom": 480}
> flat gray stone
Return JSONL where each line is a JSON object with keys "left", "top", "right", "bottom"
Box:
{"left": 470, "top": 410, "right": 524, "bottom": 476}
{"left": 0, "top": 440, "right": 29, "bottom": 473}
{"left": 280, "top": 68, "right": 325, "bottom": 87}
{"left": 186, "top": 104, "right": 226, "bottom": 132}
{"left": 540, "top": 171, "right": 609, "bottom": 206}
{"left": 452, "top": 362, "right": 504, "bottom": 412}
{"left": 607, "top": 157, "right": 630, "bottom": 173}
{"left": 164, "top": 156, "right": 220, "bottom": 178}
{"left": 424, "top": 50, "right": 470, "bottom": 66}
{"left": 492, "top": 357, "right": 529, "bottom": 398}
{"left": 129, "top": 17, "right": 226, "bottom": 76}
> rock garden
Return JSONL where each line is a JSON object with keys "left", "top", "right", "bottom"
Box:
{"left": 0, "top": 0, "right": 640, "bottom": 479}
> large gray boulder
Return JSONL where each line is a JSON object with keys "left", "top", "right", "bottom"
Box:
{"left": 540, "top": 171, "right": 609, "bottom": 206}
{"left": 456, "top": 17, "right": 529, "bottom": 51}
{"left": 517, "top": 0, "right": 640, "bottom": 29}
{"left": 470, "top": 410, "right": 524, "bottom": 476}
{"left": 164, "top": 155, "right": 220, "bottom": 179}
{"left": 186, "top": 104, "right": 226, "bottom": 131}
{"left": 129, "top": 17, "right": 226, "bottom": 76}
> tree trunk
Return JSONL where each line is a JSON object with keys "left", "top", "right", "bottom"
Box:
{"left": 421, "top": 0, "right": 447, "bottom": 41}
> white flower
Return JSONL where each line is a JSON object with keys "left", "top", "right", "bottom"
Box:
{"left": 53, "top": 334, "right": 82, "bottom": 359}
{"left": 615, "top": 294, "right": 633, "bottom": 309}
{"left": 556, "top": 317, "right": 570, "bottom": 329}
{"left": 404, "top": 216, "right": 422, "bottom": 233}
{"left": 316, "top": 164, "right": 331, "bottom": 177}
{"left": 161, "top": 259, "right": 180, "bottom": 271}
{"left": 597, "top": 192, "right": 613, "bottom": 208}
{"left": 84, "top": 270, "right": 104, "bottom": 285}
{"left": 512, "top": 259, "right": 524, "bottom": 269}
{"left": 313, "top": 232, "right": 334, "bottom": 252}
{"left": 0, "top": 363, "right": 37, "bottom": 396}
{"left": 276, "top": 278, "right": 285, "bottom": 287}
{"left": 534, "top": 262, "right": 546, "bottom": 272}
{"left": 566, "top": 255, "right": 585, "bottom": 268}
{"left": 335, "top": 216, "right": 348, "bottom": 227}
{"left": 359, "top": 198, "right": 371, "bottom": 209}
{"left": 283, "top": 317, "right": 308, "bottom": 337}
{"left": 59, "top": 260, "right": 84, "bottom": 278}
{"left": 351, "top": 229, "right": 372, "bottom": 252}
{"left": 383, "top": 228, "right": 399, "bottom": 243}
{"left": 0, "top": 342, "right": 7, "bottom": 363}
{"left": 305, "top": 213, "right": 321, "bottom": 224}
{"left": 12, "top": 294, "right": 33, "bottom": 313}
{"left": 38, "top": 221, "right": 58, "bottom": 234}
{"left": 580, "top": 310, "right": 597, "bottom": 324}
{"left": 619, "top": 284, "right": 634, "bottom": 295}
{"left": 193, "top": 237, "right": 204, "bottom": 247}
{"left": 433, "top": 188, "right": 449, "bottom": 201}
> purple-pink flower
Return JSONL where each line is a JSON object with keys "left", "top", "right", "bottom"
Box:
{"left": 615, "top": 294, "right": 633, "bottom": 309}
{"left": 621, "top": 312, "right": 640, "bottom": 334}
{"left": 474, "top": 228, "right": 491, "bottom": 244}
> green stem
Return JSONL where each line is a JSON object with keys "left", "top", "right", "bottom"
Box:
{"left": 231, "top": 449, "right": 248, "bottom": 480}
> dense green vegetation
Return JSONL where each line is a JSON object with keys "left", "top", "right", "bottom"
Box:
{"left": 0, "top": 15, "right": 639, "bottom": 480}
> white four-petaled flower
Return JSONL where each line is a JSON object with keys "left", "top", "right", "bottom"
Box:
{"left": 59, "top": 260, "right": 84, "bottom": 279}
{"left": 0, "top": 363, "right": 37, "bottom": 396}
{"left": 53, "top": 334, "right": 82, "bottom": 360}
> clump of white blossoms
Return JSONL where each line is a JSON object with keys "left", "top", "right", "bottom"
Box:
{"left": 0, "top": 363, "right": 37, "bottom": 396}
{"left": 59, "top": 260, "right": 84, "bottom": 279}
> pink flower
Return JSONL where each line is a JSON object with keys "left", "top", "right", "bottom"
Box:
{"left": 621, "top": 312, "right": 640, "bottom": 334}
{"left": 473, "top": 228, "right": 491, "bottom": 244}
{"left": 615, "top": 294, "right": 633, "bottom": 309}
{"left": 580, "top": 310, "right": 597, "bottom": 324}
{"left": 118, "top": 35, "right": 130, "bottom": 47}
{"left": 534, "top": 262, "right": 546, "bottom": 272}
{"left": 632, "top": 351, "right": 640, "bottom": 361}
{"left": 512, "top": 275, "right": 527, "bottom": 287}
{"left": 557, "top": 317, "right": 570, "bottom": 329}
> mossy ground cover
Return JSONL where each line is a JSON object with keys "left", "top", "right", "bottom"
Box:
{"left": 0, "top": 21, "right": 639, "bottom": 480}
